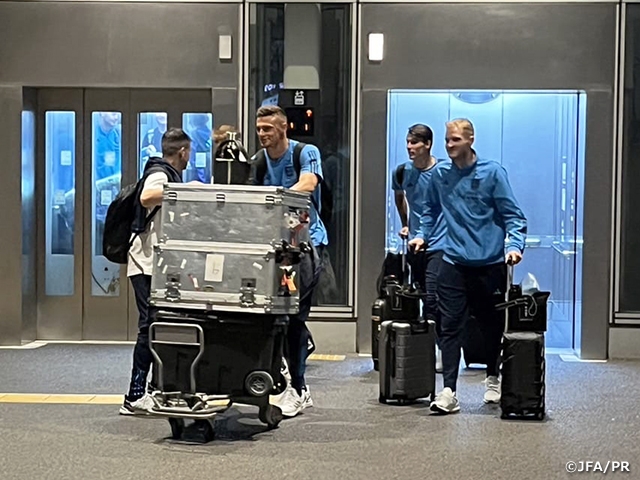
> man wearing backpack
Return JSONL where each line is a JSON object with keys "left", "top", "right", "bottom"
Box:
{"left": 119, "top": 128, "right": 191, "bottom": 415}
{"left": 250, "top": 105, "right": 325, "bottom": 418}
{"left": 392, "top": 124, "right": 447, "bottom": 372}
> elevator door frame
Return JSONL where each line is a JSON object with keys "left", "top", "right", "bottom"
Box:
{"left": 35, "top": 88, "right": 214, "bottom": 341}
{"left": 355, "top": 3, "right": 615, "bottom": 360}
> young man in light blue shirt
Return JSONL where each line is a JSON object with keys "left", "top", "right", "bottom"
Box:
{"left": 410, "top": 118, "right": 527, "bottom": 414}
{"left": 251, "top": 105, "right": 325, "bottom": 418}
{"left": 392, "top": 124, "right": 446, "bottom": 370}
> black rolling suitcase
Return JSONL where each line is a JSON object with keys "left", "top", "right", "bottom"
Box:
{"left": 500, "top": 331, "right": 546, "bottom": 420}
{"left": 378, "top": 319, "right": 436, "bottom": 404}
{"left": 371, "top": 241, "right": 421, "bottom": 371}
{"left": 497, "top": 265, "right": 550, "bottom": 420}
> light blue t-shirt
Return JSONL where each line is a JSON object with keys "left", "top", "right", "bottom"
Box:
{"left": 255, "top": 140, "right": 328, "bottom": 247}
{"left": 392, "top": 160, "right": 446, "bottom": 252}
{"left": 418, "top": 157, "right": 527, "bottom": 266}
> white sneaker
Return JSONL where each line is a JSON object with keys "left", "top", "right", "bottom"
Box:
{"left": 430, "top": 387, "right": 460, "bottom": 414}
{"left": 271, "top": 384, "right": 304, "bottom": 417}
{"left": 301, "top": 386, "right": 313, "bottom": 409}
{"left": 435, "top": 346, "right": 443, "bottom": 373}
{"left": 483, "top": 376, "right": 501, "bottom": 404}
{"left": 119, "top": 393, "right": 155, "bottom": 416}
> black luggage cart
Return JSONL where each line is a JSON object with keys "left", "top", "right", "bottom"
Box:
{"left": 147, "top": 308, "right": 288, "bottom": 442}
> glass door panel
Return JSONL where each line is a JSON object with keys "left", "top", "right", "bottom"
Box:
{"left": 91, "top": 111, "right": 123, "bottom": 297}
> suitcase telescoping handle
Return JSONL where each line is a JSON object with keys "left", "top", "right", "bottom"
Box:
{"left": 401, "top": 237, "right": 408, "bottom": 286}
{"left": 504, "top": 261, "right": 515, "bottom": 333}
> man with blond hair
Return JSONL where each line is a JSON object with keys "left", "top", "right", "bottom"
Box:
{"left": 409, "top": 118, "right": 527, "bottom": 414}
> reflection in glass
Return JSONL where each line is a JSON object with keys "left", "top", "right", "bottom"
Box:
{"left": 138, "top": 112, "right": 167, "bottom": 178}
{"left": 92, "top": 111, "right": 122, "bottom": 296}
{"left": 45, "top": 111, "right": 76, "bottom": 296}
{"left": 183, "top": 113, "right": 213, "bottom": 183}
{"left": 22, "top": 111, "right": 35, "bottom": 256}
{"left": 249, "top": 3, "right": 352, "bottom": 306}
{"left": 620, "top": 7, "right": 640, "bottom": 312}
{"left": 386, "top": 90, "right": 586, "bottom": 349}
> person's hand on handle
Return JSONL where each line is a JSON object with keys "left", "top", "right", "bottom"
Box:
{"left": 408, "top": 237, "right": 424, "bottom": 252}
{"left": 399, "top": 226, "right": 409, "bottom": 239}
{"left": 505, "top": 250, "right": 523, "bottom": 265}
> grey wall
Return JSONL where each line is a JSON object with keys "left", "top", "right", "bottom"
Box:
{"left": 0, "top": 86, "right": 25, "bottom": 345}
{"left": 358, "top": 3, "right": 617, "bottom": 359}
{"left": 0, "top": 2, "right": 239, "bottom": 88}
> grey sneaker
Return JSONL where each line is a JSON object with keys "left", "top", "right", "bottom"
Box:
{"left": 483, "top": 376, "right": 501, "bottom": 404}
{"left": 430, "top": 387, "right": 460, "bottom": 414}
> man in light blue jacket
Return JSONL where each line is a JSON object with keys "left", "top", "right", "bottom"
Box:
{"left": 409, "top": 118, "right": 527, "bottom": 414}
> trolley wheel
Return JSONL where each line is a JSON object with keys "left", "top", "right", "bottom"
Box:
{"left": 194, "top": 419, "right": 215, "bottom": 442}
{"left": 378, "top": 394, "right": 387, "bottom": 404}
{"left": 245, "top": 371, "right": 274, "bottom": 397}
{"left": 373, "top": 359, "right": 379, "bottom": 371}
{"left": 536, "top": 411, "right": 545, "bottom": 421}
{"left": 259, "top": 404, "right": 283, "bottom": 429}
{"left": 168, "top": 418, "right": 185, "bottom": 440}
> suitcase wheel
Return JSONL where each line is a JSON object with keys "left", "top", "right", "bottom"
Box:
{"left": 168, "top": 418, "right": 185, "bottom": 439}
{"left": 259, "top": 404, "right": 283, "bottom": 429}
{"left": 535, "top": 411, "right": 545, "bottom": 421}
{"left": 378, "top": 394, "right": 387, "bottom": 405}
{"left": 373, "top": 359, "right": 379, "bottom": 371}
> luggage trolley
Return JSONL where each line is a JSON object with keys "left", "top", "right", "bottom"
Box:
{"left": 143, "top": 183, "right": 312, "bottom": 442}
{"left": 148, "top": 310, "right": 288, "bottom": 442}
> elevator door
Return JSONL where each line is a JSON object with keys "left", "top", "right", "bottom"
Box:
{"left": 36, "top": 88, "right": 213, "bottom": 340}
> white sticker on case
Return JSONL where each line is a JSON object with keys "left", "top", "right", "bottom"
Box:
{"left": 204, "top": 254, "right": 224, "bottom": 282}
{"left": 252, "top": 262, "right": 263, "bottom": 270}
{"left": 180, "top": 212, "right": 190, "bottom": 217}
{"left": 162, "top": 265, "right": 168, "bottom": 274}
{"left": 168, "top": 211, "right": 175, "bottom": 222}
{"left": 192, "top": 277, "right": 199, "bottom": 289}
{"left": 180, "top": 259, "right": 187, "bottom": 269}
{"left": 157, "top": 257, "right": 164, "bottom": 267}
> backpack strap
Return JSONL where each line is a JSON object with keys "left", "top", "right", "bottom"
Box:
{"left": 292, "top": 142, "right": 305, "bottom": 178}
{"left": 395, "top": 163, "right": 405, "bottom": 187}
{"left": 131, "top": 163, "right": 171, "bottom": 238}
{"left": 292, "top": 142, "right": 321, "bottom": 213}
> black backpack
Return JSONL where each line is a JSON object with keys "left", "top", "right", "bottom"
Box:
{"left": 102, "top": 164, "right": 171, "bottom": 264}
{"left": 252, "top": 142, "right": 334, "bottom": 225}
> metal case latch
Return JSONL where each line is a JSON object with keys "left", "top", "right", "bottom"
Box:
{"left": 240, "top": 278, "right": 257, "bottom": 307}
{"left": 165, "top": 272, "right": 182, "bottom": 301}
